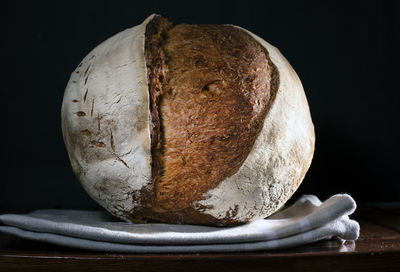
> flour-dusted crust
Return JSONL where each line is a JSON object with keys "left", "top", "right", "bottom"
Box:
{"left": 194, "top": 27, "right": 315, "bottom": 222}
{"left": 62, "top": 14, "right": 315, "bottom": 226}
{"left": 61, "top": 15, "right": 155, "bottom": 220}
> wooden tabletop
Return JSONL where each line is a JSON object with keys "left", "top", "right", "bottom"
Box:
{"left": 0, "top": 205, "right": 399, "bottom": 272}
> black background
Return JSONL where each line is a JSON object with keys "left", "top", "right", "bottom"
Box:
{"left": 2, "top": 0, "right": 399, "bottom": 209}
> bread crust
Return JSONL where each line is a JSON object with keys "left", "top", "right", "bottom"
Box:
{"left": 194, "top": 27, "right": 315, "bottom": 222}
{"left": 156, "top": 23, "right": 278, "bottom": 212}
{"left": 143, "top": 16, "right": 171, "bottom": 214}
{"left": 62, "top": 14, "right": 315, "bottom": 226}
{"left": 61, "top": 15, "right": 154, "bottom": 221}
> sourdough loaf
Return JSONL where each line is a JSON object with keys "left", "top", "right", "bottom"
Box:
{"left": 61, "top": 14, "right": 315, "bottom": 226}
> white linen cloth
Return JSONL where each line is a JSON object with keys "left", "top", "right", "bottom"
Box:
{"left": 0, "top": 194, "right": 359, "bottom": 253}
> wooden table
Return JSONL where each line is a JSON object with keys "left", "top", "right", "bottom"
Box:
{"left": 0, "top": 205, "right": 399, "bottom": 272}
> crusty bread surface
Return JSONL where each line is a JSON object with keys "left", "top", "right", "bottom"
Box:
{"left": 144, "top": 16, "right": 279, "bottom": 216}
{"left": 62, "top": 14, "right": 314, "bottom": 226}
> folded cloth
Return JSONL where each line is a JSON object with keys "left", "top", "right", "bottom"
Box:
{"left": 0, "top": 194, "right": 359, "bottom": 253}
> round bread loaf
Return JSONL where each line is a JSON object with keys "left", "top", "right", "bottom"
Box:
{"left": 61, "top": 14, "right": 315, "bottom": 226}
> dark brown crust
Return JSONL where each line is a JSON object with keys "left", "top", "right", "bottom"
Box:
{"left": 156, "top": 23, "right": 277, "bottom": 211}
{"left": 138, "top": 16, "right": 279, "bottom": 225}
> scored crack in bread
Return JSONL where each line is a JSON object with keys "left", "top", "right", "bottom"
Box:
{"left": 143, "top": 16, "right": 171, "bottom": 214}
{"left": 144, "top": 15, "right": 279, "bottom": 215}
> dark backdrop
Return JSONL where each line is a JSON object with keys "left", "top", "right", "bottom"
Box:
{"left": 1, "top": 0, "right": 399, "bottom": 209}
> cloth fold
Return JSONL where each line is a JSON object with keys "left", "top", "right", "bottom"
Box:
{"left": 0, "top": 194, "right": 359, "bottom": 253}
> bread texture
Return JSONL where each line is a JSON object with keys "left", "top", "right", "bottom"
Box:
{"left": 61, "top": 14, "right": 315, "bottom": 226}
